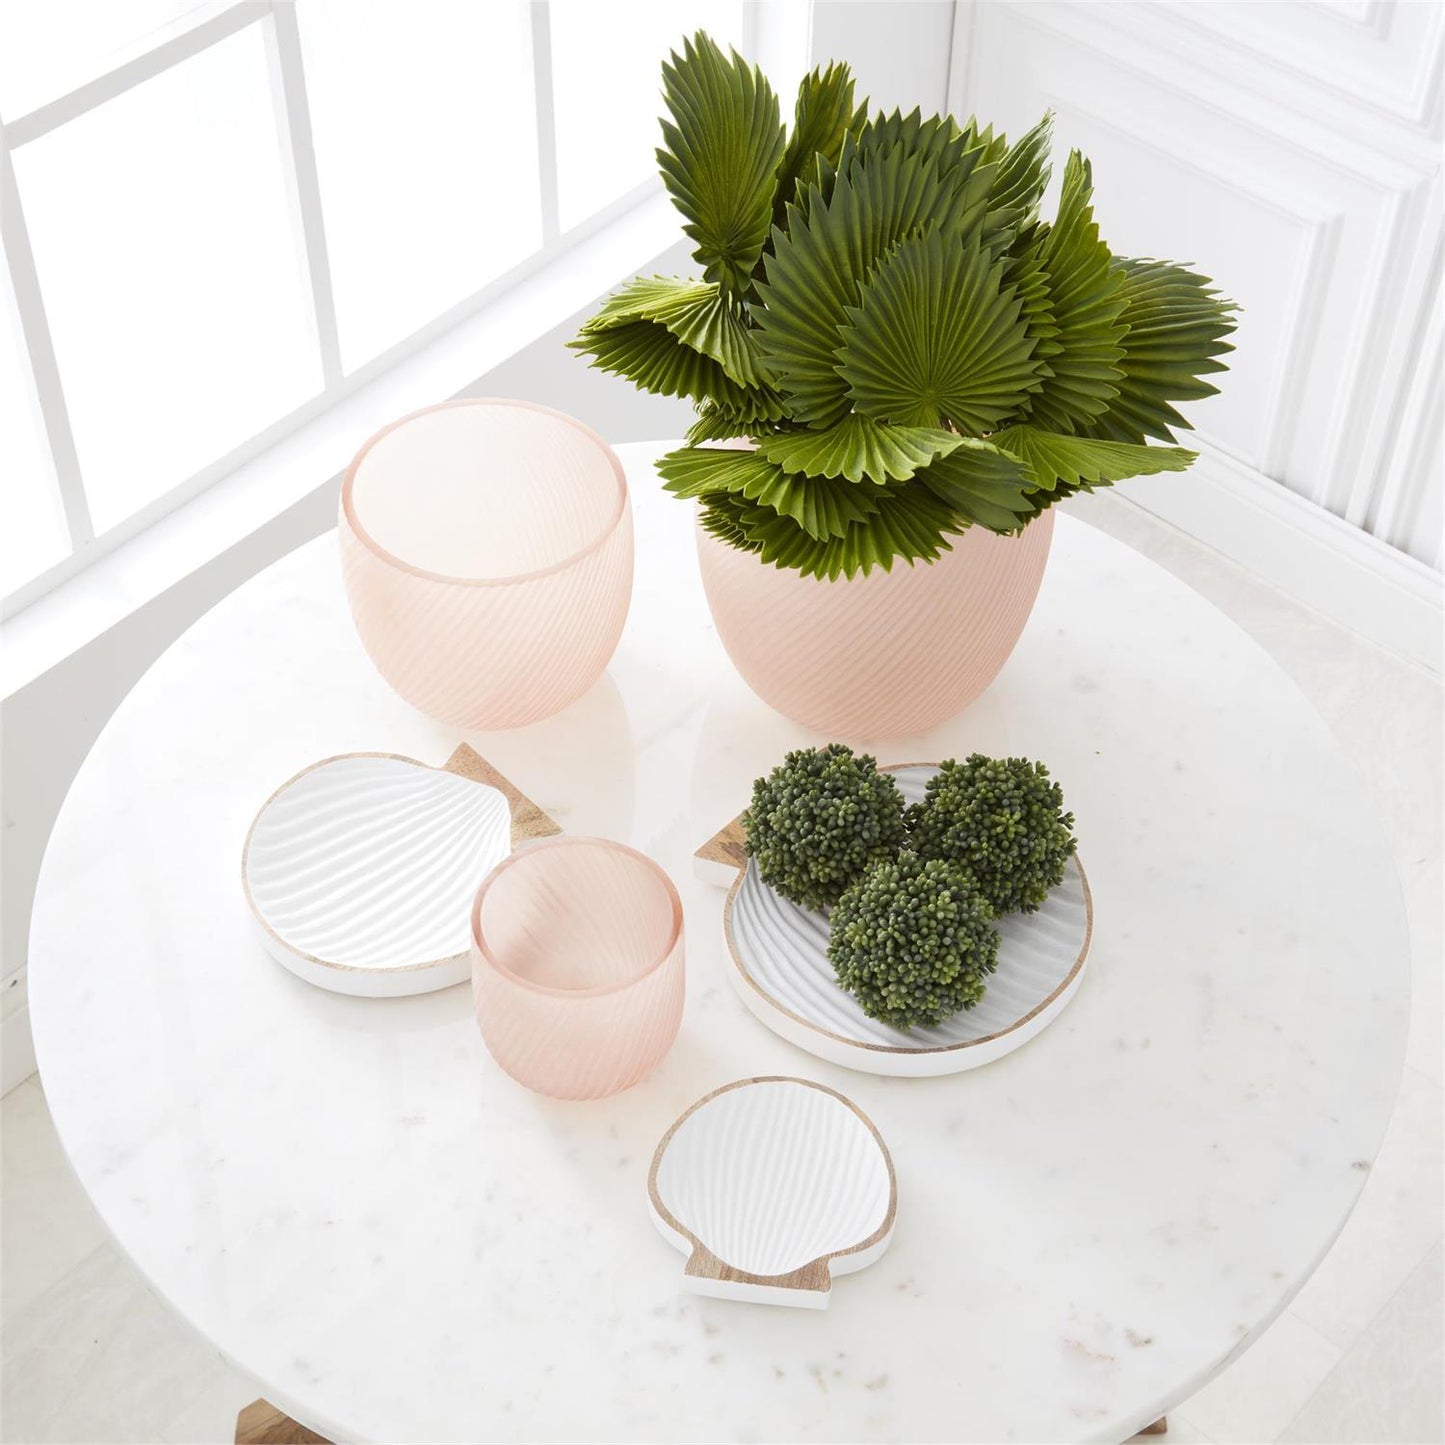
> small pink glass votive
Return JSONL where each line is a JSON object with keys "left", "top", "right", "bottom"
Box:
{"left": 339, "top": 398, "right": 633, "bottom": 730}
{"left": 470, "top": 838, "right": 685, "bottom": 1100}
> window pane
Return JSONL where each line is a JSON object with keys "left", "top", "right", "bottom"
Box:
{"left": 550, "top": 0, "right": 747, "bottom": 234}
{"left": 297, "top": 0, "right": 542, "bottom": 373}
{"left": 0, "top": 0, "right": 208, "bottom": 119}
{"left": 0, "top": 253, "right": 69, "bottom": 596}
{"left": 11, "top": 23, "right": 323, "bottom": 533}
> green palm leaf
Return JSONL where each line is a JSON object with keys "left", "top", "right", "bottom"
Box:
{"left": 656, "top": 446, "right": 883, "bottom": 539}
{"left": 913, "top": 437, "right": 1036, "bottom": 532}
{"left": 772, "top": 62, "right": 865, "bottom": 227}
{"left": 570, "top": 317, "right": 776, "bottom": 413}
{"left": 1011, "top": 152, "right": 1126, "bottom": 433}
{"left": 698, "top": 492, "right": 764, "bottom": 553}
{"left": 658, "top": 33, "right": 785, "bottom": 294}
{"left": 753, "top": 140, "right": 993, "bottom": 424}
{"left": 686, "top": 407, "right": 753, "bottom": 444}
{"left": 735, "top": 481, "right": 966, "bottom": 579}
{"left": 655, "top": 446, "right": 773, "bottom": 497}
{"left": 990, "top": 424, "right": 1194, "bottom": 493}
{"left": 782, "top": 105, "right": 992, "bottom": 230}
{"left": 579, "top": 274, "right": 766, "bottom": 386}
{"left": 984, "top": 113, "right": 1052, "bottom": 251}
{"left": 854, "top": 109, "right": 992, "bottom": 189}
{"left": 1082, "top": 258, "right": 1238, "bottom": 443}
{"left": 836, "top": 227, "right": 1043, "bottom": 432}
{"left": 756, "top": 414, "right": 961, "bottom": 483}
{"left": 850, "top": 109, "right": 998, "bottom": 244}
{"left": 1003, "top": 229, "right": 1063, "bottom": 385}
{"left": 684, "top": 391, "right": 791, "bottom": 443}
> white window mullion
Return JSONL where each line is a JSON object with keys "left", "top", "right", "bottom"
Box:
{"left": 4, "top": 1, "right": 269, "bottom": 149}
{"left": 263, "top": 1, "right": 342, "bottom": 388}
{"left": 531, "top": 0, "right": 561, "bottom": 244}
{"left": 0, "top": 141, "right": 93, "bottom": 550}
{"left": 2, "top": 0, "right": 808, "bottom": 620}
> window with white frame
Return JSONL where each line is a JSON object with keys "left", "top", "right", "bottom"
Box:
{"left": 1, "top": 0, "right": 798, "bottom": 612}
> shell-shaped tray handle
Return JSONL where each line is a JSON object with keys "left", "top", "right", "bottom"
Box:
{"left": 442, "top": 744, "right": 562, "bottom": 848}
{"left": 684, "top": 1242, "right": 834, "bottom": 1303}
{"left": 694, "top": 814, "right": 748, "bottom": 887}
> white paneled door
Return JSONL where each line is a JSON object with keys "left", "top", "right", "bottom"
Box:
{"left": 950, "top": 0, "right": 1442, "bottom": 658}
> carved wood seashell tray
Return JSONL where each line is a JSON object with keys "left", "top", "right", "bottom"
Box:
{"left": 695, "top": 763, "right": 1093, "bottom": 1076}
{"left": 242, "top": 743, "right": 559, "bottom": 997}
{"left": 648, "top": 1077, "right": 896, "bottom": 1309}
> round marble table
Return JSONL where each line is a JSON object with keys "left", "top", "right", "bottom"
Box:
{"left": 29, "top": 441, "right": 1409, "bottom": 1444}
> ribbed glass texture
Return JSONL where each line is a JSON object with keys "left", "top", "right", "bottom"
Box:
{"left": 695, "top": 508, "right": 1055, "bottom": 739}
{"left": 471, "top": 838, "right": 685, "bottom": 1100}
{"left": 339, "top": 399, "right": 633, "bottom": 729}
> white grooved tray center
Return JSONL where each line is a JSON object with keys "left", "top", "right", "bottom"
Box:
{"left": 698, "top": 763, "right": 1094, "bottom": 1076}
{"left": 648, "top": 1077, "right": 896, "bottom": 1309}
{"left": 242, "top": 745, "right": 557, "bottom": 998}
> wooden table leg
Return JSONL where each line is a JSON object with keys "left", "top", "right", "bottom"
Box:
{"left": 235, "top": 1399, "right": 332, "bottom": 1445}
{"left": 233, "top": 1393, "right": 1168, "bottom": 1443}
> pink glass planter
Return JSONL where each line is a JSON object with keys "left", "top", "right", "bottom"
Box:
{"left": 695, "top": 508, "right": 1055, "bottom": 739}
{"left": 340, "top": 399, "right": 633, "bottom": 730}
{"left": 470, "top": 837, "right": 685, "bottom": 1100}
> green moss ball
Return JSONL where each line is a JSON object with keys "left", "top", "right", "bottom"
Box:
{"left": 907, "top": 754, "right": 1076, "bottom": 915}
{"left": 827, "top": 853, "right": 1000, "bottom": 1030}
{"left": 744, "top": 743, "right": 908, "bottom": 911}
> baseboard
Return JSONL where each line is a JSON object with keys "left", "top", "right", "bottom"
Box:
{"left": 1124, "top": 445, "right": 1442, "bottom": 673}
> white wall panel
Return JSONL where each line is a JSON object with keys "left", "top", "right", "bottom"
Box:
{"left": 810, "top": 0, "right": 957, "bottom": 115}
{"left": 1164, "top": 1, "right": 1442, "bottom": 134}
{"left": 949, "top": 0, "right": 1443, "bottom": 654}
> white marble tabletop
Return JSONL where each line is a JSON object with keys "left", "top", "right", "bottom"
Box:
{"left": 28, "top": 441, "right": 1409, "bottom": 1444}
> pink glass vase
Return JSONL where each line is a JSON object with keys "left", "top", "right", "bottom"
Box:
{"left": 339, "top": 399, "right": 633, "bottom": 729}
{"left": 695, "top": 508, "right": 1055, "bottom": 739}
{"left": 470, "top": 837, "right": 685, "bottom": 1100}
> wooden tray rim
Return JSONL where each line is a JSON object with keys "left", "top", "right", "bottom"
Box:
{"left": 707, "top": 762, "right": 1094, "bottom": 1058}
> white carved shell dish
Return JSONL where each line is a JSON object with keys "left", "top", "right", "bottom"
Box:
{"left": 648, "top": 1077, "right": 897, "bottom": 1308}
{"left": 243, "top": 750, "right": 512, "bottom": 997}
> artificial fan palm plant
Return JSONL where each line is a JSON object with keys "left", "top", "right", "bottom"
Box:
{"left": 572, "top": 33, "right": 1236, "bottom": 581}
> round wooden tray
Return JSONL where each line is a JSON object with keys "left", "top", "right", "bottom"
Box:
{"left": 707, "top": 763, "right": 1093, "bottom": 1077}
